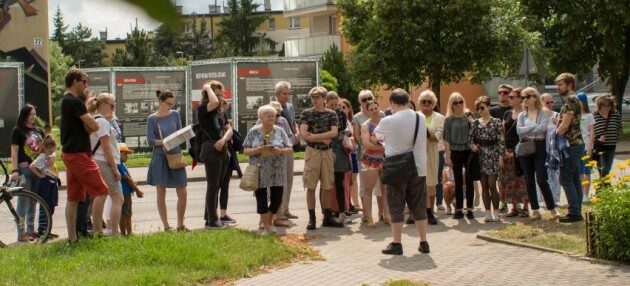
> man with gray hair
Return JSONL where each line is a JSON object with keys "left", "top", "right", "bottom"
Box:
{"left": 374, "top": 88, "right": 429, "bottom": 255}
{"left": 274, "top": 81, "right": 299, "bottom": 220}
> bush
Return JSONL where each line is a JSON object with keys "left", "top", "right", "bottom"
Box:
{"left": 588, "top": 159, "right": 630, "bottom": 263}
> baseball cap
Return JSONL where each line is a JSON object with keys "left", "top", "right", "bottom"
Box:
{"left": 118, "top": 143, "right": 134, "bottom": 154}
{"left": 576, "top": 92, "right": 588, "bottom": 103}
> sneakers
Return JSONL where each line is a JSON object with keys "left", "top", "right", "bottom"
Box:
{"left": 493, "top": 212, "right": 500, "bottom": 222}
{"left": 453, "top": 210, "right": 464, "bottom": 219}
{"left": 559, "top": 215, "right": 584, "bottom": 223}
{"left": 418, "top": 241, "right": 430, "bottom": 253}
{"left": 530, "top": 210, "right": 542, "bottom": 221}
{"left": 322, "top": 209, "right": 344, "bottom": 228}
{"left": 406, "top": 216, "right": 415, "bottom": 224}
{"left": 484, "top": 212, "right": 493, "bottom": 222}
{"left": 582, "top": 195, "right": 590, "bottom": 203}
{"left": 220, "top": 215, "right": 236, "bottom": 224}
{"left": 446, "top": 206, "right": 453, "bottom": 215}
{"left": 436, "top": 204, "right": 445, "bottom": 211}
{"left": 338, "top": 213, "right": 347, "bottom": 224}
{"left": 549, "top": 209, "right": 562, "bottom": 218}
{"left": 284, "top": 212, "right": 299, "bottom": 219}
{"left": 382, "top": 242, "right": 403, "bottom": 255}
{"left": 466, "top": 210, "right": 475, "bottom": 219}
{"left": 205, "top": 220, "right": 224, "bottom": 229}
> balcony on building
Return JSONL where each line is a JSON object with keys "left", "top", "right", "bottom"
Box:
{"left": 284, "top": 33, "right": 340, "bottom": 57}
{"left": 283, "top": 0, "right": 336, "bottom": 17}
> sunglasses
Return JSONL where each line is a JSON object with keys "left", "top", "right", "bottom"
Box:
{"left": 452, "top": 100, "right": 464, "bottom": 106}
{"left": 521, "top": 95, "right": 533, "bottom": 100}
{"left": 360, "top": 97, "right": 374, "bottom": 103}
{"left": 476, "top": 106, "right": 486, "bottom": 111}
{"left": 545, "top": 101, "right": 554, "bottom": 104}
{"left": 497, "top": 90, "right": 510, "bottom": 95}
{"left": 421, "top": 100, "right": 433, "bottom": 105}
{"left": 508, "top": 96, "right": 523, "bottom": 101}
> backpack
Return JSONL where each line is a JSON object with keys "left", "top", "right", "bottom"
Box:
{"left": 230, "top": 128, "right": 244, "bottom": 152}
{"left": 188, "top": 123, "right": 208, "bottom": 162}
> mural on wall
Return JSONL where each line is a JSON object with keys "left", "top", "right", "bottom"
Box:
{"left": 0, "top": 0, "right": 50, "bottom": 123}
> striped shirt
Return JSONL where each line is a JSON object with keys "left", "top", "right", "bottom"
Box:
{"left": 593, "top": 111, "right": 622, "bottom": 146}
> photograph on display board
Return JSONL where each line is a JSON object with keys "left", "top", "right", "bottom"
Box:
{"left": 246, "top": 96, "right": 264, "bottom": 110}
{"left": 295, "top": 93, "right": 311, "bottom": 109}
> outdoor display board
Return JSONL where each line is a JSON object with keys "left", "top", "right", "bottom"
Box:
{"left": 235, "top": 60, "right": 318, "bottom": 132}
{"left": 113, "top": 68, "right": 187, "bottom": 150}
{"left": 189, "top": 61, "right": 233, "bottom": 124}
{"left": 0, "top": 63, "right": 23, "bottom": 155}
{"left": 85, "top": 70, "right": 112, "bottom": 96}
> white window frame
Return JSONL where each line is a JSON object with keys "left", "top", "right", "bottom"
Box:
{"left": 289, "top": 17, "right": 301, "bottom": 29}
{"left": 268, "top": 18, "right": 276, "bottom": 31}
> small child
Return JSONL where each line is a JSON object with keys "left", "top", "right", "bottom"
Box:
{"left": 442, "top": 166, "right": 456, "bottom": 215}
{"left": 29, "top": 135, "right": 60, "bottom": 238}
{"left": 117, "top": 143, "right": 144, "bottom": 236}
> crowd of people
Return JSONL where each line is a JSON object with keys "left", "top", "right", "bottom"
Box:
{"left": 8, "top": 69, "right": 623, "bottom": 255}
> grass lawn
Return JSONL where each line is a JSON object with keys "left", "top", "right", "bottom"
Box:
{"left": 623, "top": 122, "right": 630, "bottom": 140}
{"left": 486, "top": 207, "right": 588, "bottom": 254}
{"left": 0, "top": 229, "right": 321, "bottom": 285}
{"left": 48, "top": 126, "right": 305, "bottom": 171}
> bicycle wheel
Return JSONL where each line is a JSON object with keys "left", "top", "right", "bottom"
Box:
{"left": 0, "top": 189, "right": 52, "bottom": 246}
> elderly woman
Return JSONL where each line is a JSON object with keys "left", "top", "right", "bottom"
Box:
{"left": 418, "top": 90, "right": 444, "bottom": 225}
{"left": 87, "top": 93, "right": 124, "bottom": 236}
{"left": 593, "top": 94, "right": 622, "bottom": 177}
{"left": 244, "top": 105, "right": 293, "bottom": 235}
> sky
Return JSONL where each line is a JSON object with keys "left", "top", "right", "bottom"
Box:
{"left": 48, "top": 0, "right": 283, "bottom": 40}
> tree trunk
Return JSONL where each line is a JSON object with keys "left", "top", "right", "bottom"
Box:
{"left": 611, "top": 28, "right": 630, "bottom": 117}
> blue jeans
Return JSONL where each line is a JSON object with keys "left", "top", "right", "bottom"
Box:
{"left": 436, "top": 150, "right": 445, "bottom": 205}
{"left": 598, "top": 145, "right": 616, "bottom": 177}
{"left": 16, "top": 166, "right": 38, "bottom": 234}
{"left": 560, "top": 145, "right": 585, "bottom": 218}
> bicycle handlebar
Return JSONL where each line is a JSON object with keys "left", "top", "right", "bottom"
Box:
{"left": 0, "top": 160, "right": 8, "bottom": 186}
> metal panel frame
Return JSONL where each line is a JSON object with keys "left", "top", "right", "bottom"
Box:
{"left": 0, "top": 62, "right": 25, "bottom": 108}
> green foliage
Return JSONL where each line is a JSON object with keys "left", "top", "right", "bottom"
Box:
{"left": 49, "top": 41, "right": 73, "bottom": 119}
{"left": 152, "top": 21, "right": 186, "bottom": 59}
{"left": 522, "top": 0, "right": 630, "bottom": 106}
{"left": 113, "top": 23, "right": 160, "bottom": 67}
{"left": 321, "top": 45, "right": 359, "bottom": 110}
{"left": 51, "top": 6, "right": 67, "bottom": 48}
{"left": 320, "top": 70, "right": 338, "bottom": 93}
{"left": 589, "top": 162, "right": 630, "bottom": 263}
{"left": 0, "top": 229, "right": 320, "bottom": 285}
{"left": 337, "top": 0, "right": 535, "bottom": 108}
{"left": 122, "top": 0, "right": 179, "bottom": 25}
{"left": 212, "top": 0, "right": 269, "bottom": 57}
{"left": 62, "top": 23, "right": 106, "bottom": 68}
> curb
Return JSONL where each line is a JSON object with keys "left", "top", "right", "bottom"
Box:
{"left": 58, "top": 171, "right": 305, "bottom": 191}
{"left": 476, "top": 234, "right": 629, "bottom": 267}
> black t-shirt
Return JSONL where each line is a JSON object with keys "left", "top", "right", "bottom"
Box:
{"left": 490, "top": 105, "right": 512, "bottom": 120}
{"left": 503, "top": 110, "right": 519, "bottom": 149}
{"left": 197, "top": 103, "right": 226, "bottom": 141}
{"left": 60, "top": 93, "right": 91, "bottom": 153}
{"left": 10, "top": 126, "right": 45, "bottom": 164}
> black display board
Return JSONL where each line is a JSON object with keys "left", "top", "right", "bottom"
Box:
{"left": 190, "top": 63, "right": 233, "bottom": 124}
{"left": 0, "top": 67, "right": 20, "bottom": 156}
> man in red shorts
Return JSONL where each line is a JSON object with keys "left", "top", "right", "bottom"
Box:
{"left": 60, "top": 69, "right": 109, "bottom": 242}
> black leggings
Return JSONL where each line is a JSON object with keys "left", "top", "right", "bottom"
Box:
{"left": 334, "top": 172, "right": 346, "bottom": 212}
{"left": 480, "top": 174, "right": 499, "bottom": 211}
{"left": 219, "top": 169, "right": 231, "bottom": 210}
{"left": 451, "top": 150, "right": 475, "bottom": 210}
{"left": 519, "top": 140, "right": 556, "bottom": 211}
{"left": 255, "top": 186, "right": 283, "bottom": 214}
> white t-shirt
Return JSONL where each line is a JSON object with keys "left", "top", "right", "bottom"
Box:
{"left": 374, "top": 109, "right": 427, "bottom": 177}
{"left": 580, "top": 113, "right": 595, "bottom": 150}
{"left": 90, "top": 114, "right": 121, "bottom": 164}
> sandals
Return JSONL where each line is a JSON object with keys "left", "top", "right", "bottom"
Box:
{"left": 273, "top": 219, "right": 290, "bottom": 227}
{"left": 519, "top": 209, "right": 530, "bottom": 217}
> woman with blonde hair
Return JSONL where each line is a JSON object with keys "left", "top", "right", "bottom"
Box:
{"left": 516, "top": 87, "right": 558, "bottom": 220}
{"left": 443, "top": 92, "right": 475, "bottom": 219}
{"left": 418, "top": 90, "right": 444, "bottom": 225}
{"left": 86, "top": 93, "right": 124, "bottom": 236}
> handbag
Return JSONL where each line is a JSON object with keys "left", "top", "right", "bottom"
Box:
{"left": 380, "top": 113, "right": 419, "bottom": 185}
{"left": 157, "top": 121, "right": 187, "bottom": 170}
{"left": 515, "top": 112, "right": 539, "bottom": 157}
{"left": 239, "top": 164, "right": 260, "bottom": 191}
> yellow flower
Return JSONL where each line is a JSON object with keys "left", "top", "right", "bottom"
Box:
{"left": 581, "top": 180, "right": 590, "bottom": 186}
{"left": 603, "top": 178, "right": 612, "bottom": 185}
{"left": 608, "top": 171, "right": 618, "bottom": 178}
{"left": 582, "top": 155, "right": 591, "bottom": 161}
{"left": 626, "top": 159, "right": 630, "bottom": 165}
{"left": 585, "top": 160, "right": 598, "bottom": 168}
{"left": 615, "top": 162, "right": 627, "bottom": 170}
{"left": 592, "top": 197, "right": 602, "bottom": 205}
{"left": 593, "top": 183, "right": 601, "bottom": 190}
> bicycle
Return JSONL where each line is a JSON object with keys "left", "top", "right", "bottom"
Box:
{"left": 0, "top": 159, "right": 52, "bottom": 247}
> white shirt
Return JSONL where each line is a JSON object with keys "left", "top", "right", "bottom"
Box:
{"left": 90, "top": 114, "right": 121, "bottom": 164}
{"left": 374, "top": 109, "right": 427, "bottom": 177}
{"left": 580, "top": 113, "right": 595, "bottom": 150}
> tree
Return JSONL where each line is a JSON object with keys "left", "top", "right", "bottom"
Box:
{"left": 113, "top": 22, "right": 159, "bottom": 66}
{"left": 320, "top": 70, "right": 338, "bottom": 93}
{"left": 522, "top": 0, "right": 630, "bottom": 111}
{"left": 63, "top": 23, "right": 106, "bottom": 67}
{"left": 337, "top": 0, "right": 536, "bottom": 108}
{"left": 181, "top": 15, "right": 212, "bottom": 60}
{"left": 153, "top": 21, "right": 186, "bottom": 59}
{"left": 212, "top": 0, "right": 269, "bottom": 56}
{"left": 51, "top": 6, "right": 68, "bottom": 48}
{"left": 321, "top": 45, "right": 359, "bottom": 110}
{"left": 49, "top": 41, "right": 73, "bottom": 120}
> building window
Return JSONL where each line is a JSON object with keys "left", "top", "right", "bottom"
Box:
{"left": 330, "top": 16, "right": 337, "bottom": 34}
{"left": 289, "top": 17, "right": 301, "bottom": 29}
{"left": 268, "top": 18, "right": 276, "bottom": 31}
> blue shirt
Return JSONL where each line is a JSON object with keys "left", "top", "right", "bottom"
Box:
{"left": 117, "top": 163, "right": 133, "bottom": 196}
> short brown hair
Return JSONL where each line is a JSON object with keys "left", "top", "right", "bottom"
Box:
{"left": 158, "top": 90, "right": 175, "bottom": 102}
{"left": 308, "top": 86, "right": 328, "bottom": 98}
{"left": 325, "top": 91, "right": 339, "bottom": 102}
{"left": 555, "top": 73, "right": 576, "bottom": 90}
{"left": 596, "top": 94, "right": 617, "bottom": 111}
{"left": 475, "top": 96, "right": 491, "bottom": 108}
{"left": 42, "top": 135, "right": 57, "bottom": 150}
{"left": 498, "top": 84, "right": 514, "bottom": 92}
{"left": 64, "top": 69, "right": 87, "bottom": 88}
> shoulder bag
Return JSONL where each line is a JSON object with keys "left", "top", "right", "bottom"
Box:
{"left": 592, "top": 113, "right": 611, "bottom": 161}
{"left": 157, "top": 120, "right": 187, "bottom": 170}
{"left": 380, "top": 113, "right": 419, "bottom": 185}
{"left": 239, "top": 163, "right": 260, "bottom": 191}
{"left": 515, "top": 112, "right": 539, "bottom": 157}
